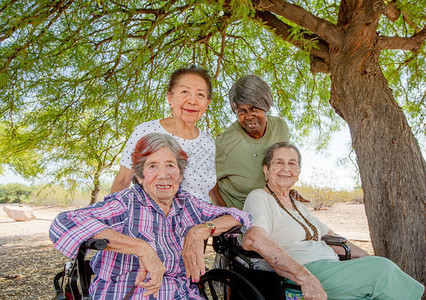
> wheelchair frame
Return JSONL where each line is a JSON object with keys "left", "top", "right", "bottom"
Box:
{"left": 53, "top": 232, "right": 350, "bottom": 300}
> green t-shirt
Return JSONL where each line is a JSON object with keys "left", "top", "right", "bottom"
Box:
{"left": 215, "top": 115, "right": 290, "bottom": 209}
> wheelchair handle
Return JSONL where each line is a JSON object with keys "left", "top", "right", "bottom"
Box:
{"left": 81, "top": 238, "right": 109, "bottom": 251}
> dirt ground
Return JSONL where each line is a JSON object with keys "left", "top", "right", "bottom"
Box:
{"left": 0, "top": 203, "right": 373, "bottom": 299}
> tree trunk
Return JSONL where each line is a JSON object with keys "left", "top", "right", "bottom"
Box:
{"left": 328, "top": 23, "right": 426, "bottom": 285}
{"left": 90, "top": 174, "right": 101, "bottom": 205}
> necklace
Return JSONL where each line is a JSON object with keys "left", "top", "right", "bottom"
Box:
{"left": 265, "top": 184, "right": 319, "bottom": 241}
{"left": 248, "top": 139, "right": 262, "bottom": 157}
{"left": 184, "top": 128, "right": 198, "bottom": 157}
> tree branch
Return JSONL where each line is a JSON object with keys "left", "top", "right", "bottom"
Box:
{"left": 255, "top": 0, "right": 341, "bottom": 46}
{"left": 254, "top": 11, "right": 330, "bottom": 74}
{"left": 385, "top": 0, "right": 400, "bottom": 22}
{"left": 378, "top": 27, "right": 426, "bottom": 51}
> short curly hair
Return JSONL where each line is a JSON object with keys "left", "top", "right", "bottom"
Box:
{"left": 131, "top": 133, "right": 188, "bottom": 179}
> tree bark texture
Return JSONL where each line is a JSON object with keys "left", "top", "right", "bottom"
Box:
{"left": 255, "top": 0, "right": 426, "bottom": 284}
{"left": 90, "top": 175, "right": 101, "bottom": 205}
{"left": 328, "top": 1, "right": 426, "bottom": 284}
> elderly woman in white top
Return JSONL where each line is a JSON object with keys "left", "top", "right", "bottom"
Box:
{"left": 242, "top": 142, "right": 424, "bottom": 300}
{"left": 111, "top": 66, "right": 216, "bottom": 203}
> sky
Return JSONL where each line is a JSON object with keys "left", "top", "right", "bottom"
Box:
{"left": 0, "top": 125, "right": 359, "bottom": 190}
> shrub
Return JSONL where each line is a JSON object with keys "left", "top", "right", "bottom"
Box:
{"left": 29, "top": 183, "right": 113, "bottom": 207}
{"left": 0, "top": 183, "right": 33, "bottom": 203}
{"left": 295, "top": 184, "right": 364, "bottom": 210}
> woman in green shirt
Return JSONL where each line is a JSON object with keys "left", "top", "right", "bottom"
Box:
{"left": 210, "top": 75, "right": 304, "bottom": 209}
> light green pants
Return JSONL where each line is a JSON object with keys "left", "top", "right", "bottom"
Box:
{"left": 304, "top": 256, "right": 424, "bottom": 300}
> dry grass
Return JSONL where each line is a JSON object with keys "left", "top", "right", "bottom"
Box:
{"left": 0, "top": 236, "right": 66, "bottom": 299}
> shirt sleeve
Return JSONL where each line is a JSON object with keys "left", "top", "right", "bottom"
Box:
{"left": 277, "top": 116, "right": 290, "bottom": 141}
{"left": 215, "top": 136, "right": 227, "bottom": 181}
{"left": 49, "top": 194, "right": 129, "bottom": 259}
{"left": 243, "top": 190, "right": 273, "bottom": 235}
{"left": 119, "top": 126, "right": 141, "bottom": 169}
{"left": 189, "top": 194, "right": 253, "bottom": 230}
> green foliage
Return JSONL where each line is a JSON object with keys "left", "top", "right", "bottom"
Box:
{"left": 0, "top": 183, "right": 33, "bottom": 203}
{"left": 29, "top": 182, "right": 112, "bottom": 207}
{"left": 0, "top": 0, "right": 424, "bottom": 201}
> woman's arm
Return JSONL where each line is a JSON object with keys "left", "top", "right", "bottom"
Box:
{"left": 181, "top": 214, "right": 242, "bottom": 282}
{"left": 326, "top": 230, "right": 370, "bottom": 258}
{"left": 209, "top": 183, "right": 227, "bottom": 207}
{"left": 93, "top": 229, "right": 165, "bottom": 298}
{"left": 49, "top": 198, "right": 129, "bottom": 258}
{"left": 243, "top": 226, "right": 327, "bottom": 300}
{"left": 110, "top": 165, "right": 133, "bottom": 193}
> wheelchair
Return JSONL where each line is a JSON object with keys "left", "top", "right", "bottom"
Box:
{"left": 53, "top": 231, "right": 350, "bottom": 300}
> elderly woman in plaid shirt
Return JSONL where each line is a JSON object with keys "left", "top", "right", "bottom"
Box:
{"left": 50, "top": 133, "right": 252, "bottom": 299}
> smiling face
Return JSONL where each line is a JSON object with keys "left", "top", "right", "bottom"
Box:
{"left": 263, "top": 147, "right": 301, "bottom": 191}
{"left": 138, "top": 147, "right": 183, "bottom": 211}
{"left": 235, "top": 104, "right": 268, "bottom": 139}
{"left": 167, "top": 74, "right": 211, "bottom": 125}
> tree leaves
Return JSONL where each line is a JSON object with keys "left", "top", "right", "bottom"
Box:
{"left": 0, "top": 0, "right": 424, "bottom": 200}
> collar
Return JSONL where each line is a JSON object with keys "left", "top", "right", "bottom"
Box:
{"left": 132, "top": 184, "right": 187, "bottom": 217}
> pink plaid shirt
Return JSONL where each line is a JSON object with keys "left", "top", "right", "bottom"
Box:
{"left": 50, "top": 184, "right": 252, "bottom": 299}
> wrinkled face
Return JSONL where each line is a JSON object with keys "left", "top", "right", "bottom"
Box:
{"left": 235, "top": 104, "right": 267, "bottom": 139}
{"left": 167, "top": 74, "right": 211, "bottom": 124}
{"left": 263, "top": 147, "right": 301, "bottom": 190}
{"left": 139, "top": 147, "right": 183, "bottom": 207}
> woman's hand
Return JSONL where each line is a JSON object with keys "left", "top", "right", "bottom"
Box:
{"left": 300, "top": 277, "right": 327, "bottom": 300}
{"left": 135, "top": 246, "right": 166, "bottom": 298}
{"left": 93, "top": 229, "right": 166, "bottom": 297}
{"left": 181, "top": 224, "right": 210, "bottom": 282}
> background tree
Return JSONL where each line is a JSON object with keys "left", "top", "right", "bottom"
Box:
{"left": 0, "top": 0, "right": 424, "bottom": 283}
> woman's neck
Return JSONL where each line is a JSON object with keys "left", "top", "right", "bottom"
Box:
{"left": 265, "top": 183, "right": 293, "bottom": 207}
{"left": 266, "top": 182, "right": 291, "bottom": 197}
{"left": 160, "top": 117, "right": 198, "bottom": 140}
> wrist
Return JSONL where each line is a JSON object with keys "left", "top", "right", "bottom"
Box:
{"left": 204, "top": 220, "right": 216, "bottom": 236}
{"left": 134, "top": 240, "right": 153, "bottom": 257}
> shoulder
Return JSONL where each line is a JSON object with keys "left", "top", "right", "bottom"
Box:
{"left": 197, "top": 128, "right": 215, "bottom": 145}
{"left": 133, "top": 119, "right": 161, "bottom": 133}
{"left": 245, "top": 189, "right": 269, "bottom": 205}
{"left": 247, "top": 188, "right": 268, "bottom": 199}
{"left": 216, "top": 120, "right": 241, "bottom": 143}
{"left": 267, "top": 115, "right": 288, "bottom": 127}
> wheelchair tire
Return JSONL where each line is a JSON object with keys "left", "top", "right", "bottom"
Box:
{"left": 198, "top": 268, "right": 265, "bottom": 300}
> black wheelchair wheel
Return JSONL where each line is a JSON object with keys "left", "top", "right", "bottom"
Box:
{"left": 197, "top": 268, "right": 265, "bottom": 300}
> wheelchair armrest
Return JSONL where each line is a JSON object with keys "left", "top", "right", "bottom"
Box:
{"left": 322, "top": 235, "right": 351, "bottom": 260}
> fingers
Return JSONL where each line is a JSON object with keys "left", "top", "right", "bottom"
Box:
{"left": 139, "top": 277, "right": 162, "bottom": 297}
{"left": 137, "top": 249, "right": 166, "bottom": 297}
{"left": 182, "top": 231, "right": 207, "bottom": 282}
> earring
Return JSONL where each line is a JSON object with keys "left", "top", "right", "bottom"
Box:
{"left": 170, "top": 113, "right": 173, "bottom": 119}
{"left": 265, "top": 176, "right": 269, "bottom": 182}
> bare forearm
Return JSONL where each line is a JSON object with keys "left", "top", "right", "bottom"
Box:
{"left": 347, "top": 240, "right": 370, "bottom": 258}
{"left": 209, "top": 184, "right": 227, "bottom": 207}
{"left": 93, "top": 229, "right": 151, "bottom": 257}
{"left": 243, "top": 228, "right": 311, "bottom": 284}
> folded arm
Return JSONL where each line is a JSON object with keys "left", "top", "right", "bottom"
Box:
{"left": 93, "top": 229, "right": 165, "bottom": 298}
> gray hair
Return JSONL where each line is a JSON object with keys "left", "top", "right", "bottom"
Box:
{"left": 229, "top": 75, "right": 274, "bottom": 113}
{"left": 262, "top": 142, "right": 302, "bottom": 168}
{"left": 131, "top": 133, "right": 188, "bottom": 179}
